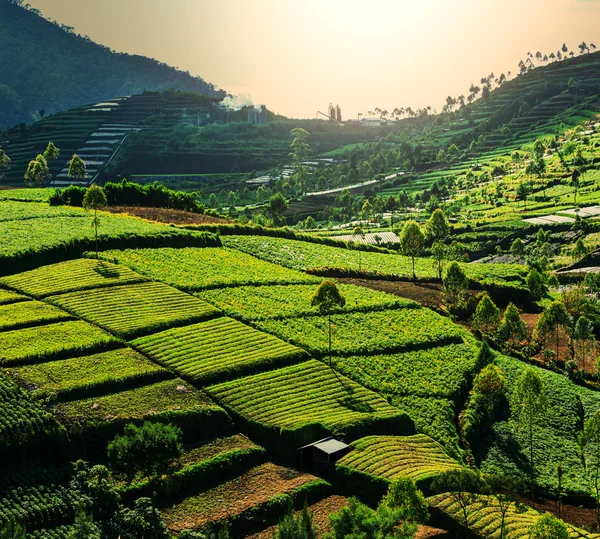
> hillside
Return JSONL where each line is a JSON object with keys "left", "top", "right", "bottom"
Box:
{"left": 0, "top": 0, "right": 225, "bottom": 129}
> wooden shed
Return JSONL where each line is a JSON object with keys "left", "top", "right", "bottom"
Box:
{"left": 298, "top": 437, "right": 350, "bottom": 469}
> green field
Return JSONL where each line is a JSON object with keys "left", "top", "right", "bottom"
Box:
{"left": 48, "top": 281, "right": 219, "bottom": 339}
{"left": 96, "top": 247, "right": 320, "bottom": 290}
{"left": 132, "top": 317, "right": 306, "bottom": 385}
{"left": 0, "top": 300, "right": 73, "bottom": 331}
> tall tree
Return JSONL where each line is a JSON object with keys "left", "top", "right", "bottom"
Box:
{"left": 497, "top": 303, "right": 528, "bottom": 344}
{"left": 573, "top": 315, "right": 594, "bottom": 372}
{"left": 425, "top": 208, "right": 449, "bottom": 241}
{"left": 24, "top": 154, "right": 50, "bottom": 186}
{"left": 484, "top": 475, "right": 522, "bottom": 539}
{"left": 0, "top": 149, "right": 10, "bottom": 181}
{"left": 289, "top": 128, "right": 310, "bottom": 194}
{"left": 82, "top": 185, "right": 107, "bottom": 258}
{"left": 534, "top": 301, "right": 573, "bottom": 361}
{"left": 443, "top": 261, "right": 469, "bottom": 306}
{"left": 68, "top": 154, "right": 87, "bottom": 181}
{"left": 528, "top": 513, "right": 569, "bottom": 539}
{"left": 273, "top": 501, "right": 318, "bottom": 539}
{"left": 431, "top": 241, "right": 447, "bottom": 280}
{"left": 510, "top": 368, "right": 547, "bottom": 504}
{"left": 399, "top": 220, "right": 424, "bottom": 280}
{"left": 266, "top": 193, "right": 287, "bottom": 226}
{"left": 42, "top": 141, "right": 60, "bottom": 162}
{"left": 69, "top": 511, "right": 101, "bottom": 539}
{"left": 472, "top": 293, "right": 501, "bottom": 336}
{"left": 311, "top": 281, "right": 346, "bottom": 367}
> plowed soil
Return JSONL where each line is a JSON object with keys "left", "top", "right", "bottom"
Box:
{"left": 105, "top": 205, "right": 230, "bottom": 225}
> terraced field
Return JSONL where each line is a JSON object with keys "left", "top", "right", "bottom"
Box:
{"left": 8, "top": 347, "right": 170, "bottom": 401}
{"left": 0, "top": 289, "right": 28, "bottom": 305}
{"left": 132, "top": 317, "right": 307, "bottom": 385}
{"left": 0, "top": 300, "right": 73, "bottom": 331}
{"left": 207, "top": 359, "right": 413, "bottom": 441}
{"left": 255, "top": 308, "right": 469, "bottom": 357}
{"left": 196, "top": 282, "right": 417, "bottom": 321}
{"left": 97, "top": 247, "right": 320, "bottom": 290}
{"left": 337, "top": 435, "right": 461, "bottom": 487}
{"left": 428, "top": 493, "right": 600, "bottom": 538}
{"left": 0, "top": 320, "right": 119, "bottom": 366}
{"left": 48, "top": 281, "right": 219, "bottom": 339}
{"left": 0, "top": 258, "right": 148, "bottom": 298}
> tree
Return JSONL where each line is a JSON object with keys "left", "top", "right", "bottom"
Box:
{"left": 381, "top": 478, "right": 429, "bottom": 525}
{"left": 361, "top": 199, "right": 373, "bottom": 221}
{"left": 0, "top": 149, "right": 10, "bottom": 181}
{"left": 272, "top": 501, "right": 318, "bottom": 539}
{"left": 425, "top": 208, "right": 449, "bottom": 241}
{"left": 400, "top": 221, "right": 424, "bottom": 280}
{"left": 528, "top": 513, "right": 569, "bottom": 539}
{"left": 69, "top": 511, "right": 100, "bottom": 539}
{"left": 581, "top": 411, "right": 600, "bottom": 525}
{"left": 573, "top": 316, "right": 594, "bottom": 372}
{"left": 43, "top": 141, "right": 60, "bottom": 162}
{"left": 82, "top": 185, "right": 107, "bottom": 258}
{"left": 572, "top": 238, "right": 588, "bottom": 261}
{"left": 572, "top": 169, "right": 581, "bottom": 205}
{"left": 108, "top": 422, "right": 183, "bottom": 495}
{"left": 352, "top": 226, "right": 365, "bottom": 271}
{"left": 70, "top": 460, "right": 120, "bottom": 521}
{"left": 511, "top": 368, "right": 547, "bottom": 504}
{"left": 472, "top": 293, "right": 501, "bottom": 336}
{"left": 443, "top": 261, "right": 469, "bottom": 306}
{"left": 472, "top": 363, "right": 505, "bottom": 416}
{"left": 267, "top": 193, "right": 287, "bottom": 226}
{"left": 484, "top": 475, "right": 522, "bottom": 539}
{"left": 516, "top": 181, "right": 528, "bottom": 207}
{"left": 0, "top": 520, "right": 25, "bottom": 539}
{"left": 68, "top": 154, "right": 87, "bottom": 181}
{"left": 511, "top": 238, "right": 525, "bottom": 257}
{"left": 430, "top": 469, "right": 486, "bottom": 537}
{"left": 311, "top": 281, "right": 346, "bottom": 367}
{"left": 24, "top": 154, "right": 50, "bottom": 186}
{"left": 431, "top": 241, "right": 447, "bottom": 280}
{"left": 112, "top": 497, "right": 171, "bottom": 539}
{"left": 289, "top": 128, "right": 310, "bottom": 194}
{"left": 526, "top": 269, "right": 545, "bottom": 300}
{"left": 534, "top": 301, "right": 573, "bottom": 361}
{"left": 498, "top": 303, "right": 528, "bottom": 344}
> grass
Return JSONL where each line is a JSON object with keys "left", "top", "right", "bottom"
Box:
{"left": 0, "top": 258, "right": 149, "bottom": 298}
{"left": 161, "top": 462, "right": 323, "bottom": 532}
{"left": 0, "top": 300, "right": 73, "bottom": 331}
{"left": 8, "top": 347, "right": 170, "bottom": 401}
{"left": 48, "top": 281, "right": 219, "bottom": 339}
{"left": 0, "top": 320, "right": 119, "bottom": 366}
{"left": 96, "top": 247, "right": 320, "bottom": 290}
{"left": 337, "top": 434, "right": 461, "bottom": 485}
{"left": 131, "top": 317, "right": 307, "bottom": 386}
{"left": 254, "top": 308, "right": 468, "bottom": 357}
{"left": 207, "top": 359, "right": 411, "bottom": 437}
{"left": 196, "top": 283, "right": 417, "bottom": 321}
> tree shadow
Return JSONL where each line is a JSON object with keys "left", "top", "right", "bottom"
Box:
{"left": 93, "top": 261, "right": 120, "bottom": 279}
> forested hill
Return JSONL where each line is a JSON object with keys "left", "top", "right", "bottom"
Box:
{"left": 0, "top": 0, "right": 226, "bottom": 129}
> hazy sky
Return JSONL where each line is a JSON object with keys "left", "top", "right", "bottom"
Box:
{"left": 28, "top": 0, "right": 600, "bottom": 119}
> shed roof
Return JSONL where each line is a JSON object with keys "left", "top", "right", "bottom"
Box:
{"left": 314, "top": 439, "right": 350, "bottom": 455}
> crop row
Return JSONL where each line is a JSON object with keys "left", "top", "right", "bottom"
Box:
{"left": 0, "top": 289, "right": 27, "bottom": 305}
{"left": 132, "top": 318, "right": 306, "bottom": 386}
{"left": 254, "top": 309, "right": 468, "bottom": 357}
{"left": 0, "top": 301, "right": 73, "bottom": 332}
{"left": 0, "top": 258, "right": 148, "bottom": 298}
{"left": 96, "top": 247, "right": 320, "bottom": 290}
{"left": 221, "top": 235, "right": 527, "bottom": 284}
{"left": 334, "top": 343, "right": 478, "bottom": 403}
{"left": 9, "top": 347, "right": 170, "bottom": 401}
{"left": 0, "top": 470, "right": 77, "bottom": 532}
{"left": 0, "top": 320, "right": 119, "bottom": 366}
{"left": 27, "top": 526, "right": 75, "bottom": 539}
{"left": 207, "top": 359, "right": 412, "bottom": 440}
{"left": 48, "top": 282, "right": 219, "bottom": 339}
{"left": 0, "top": 200, "right": 84, "bottom": 223}
{"left": 55, "top": 378, "right": 231, "bottom": 445}
{"left": 427, "top": 493, "right": 598, "bottom": 538}
{"left": 337, "top": 435, "right": 461, "bottom": 486}
{"left": 196, "top": 283, "right": 417, "bottom": 321}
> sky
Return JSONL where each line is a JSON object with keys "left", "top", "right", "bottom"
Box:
{"left": 27, "top": 0, "right": 600, "bottom": 119}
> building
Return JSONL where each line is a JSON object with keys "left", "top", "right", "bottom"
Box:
{"left": 335, "top": 104, "right": 342, "bottom": 122}
{"left": 298, "top": 437, "right": 350, "bottom": 469}
{"left": 247, "top": 105, "right": 268, "bottom": 125}
{"left": 361, "top": 117, "right": 385, "bottom": 127}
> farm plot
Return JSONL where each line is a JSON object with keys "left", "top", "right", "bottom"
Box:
{"left": 97, "top": 247, "right": 319, "bottom": 290}
{"left": 480, "top": 354, "right": 590, "bottom": 496}
{"left": 427, "top": 493, "right": 600, "bottom": 539}
{"left": 0, "top": 289, "right": 28, "bottom": 305}
{"left": 0, "top": 372, "right": 64, "bottom": 457}
{"left": 0, "top": 301, "right": 73, "bottom": 331}
{"left": 0, "top": 200, "right": 84, "bottom": 222}
{"left": 54, "top": 378, "right": 230, "bottom": 443}
{"left": 334, "top": 343, "right": 478, "bottom": 403}
{"left": 255, "top": 309, "right": 469, "bottom": 357}
{"left": 337, "top": 435, "right": 461, "bottom": 487}
{"left": 48, "top": 281, "right": 219, "bottom": 339}
{"left": 0, "top": 258, "right": 148, "bottom": 298}
{"left": 196, "top": 283, "right": 417, "bottom": 321}
{"left": 207, "top": 359, "right": 412, "bottom": 440}
{"left": 132, "top": 317, "right": 307, "bottom": 386}
{"left": 9, "top": 348, "right": 170, "bottom": 401}
{"left": 222, "top": 235, "right": 527, "bottom": 284}
{"left": 0, "top": 320, "right": 119, "bottom": 366}
{"left": 0, "top": 469, "right": 78, "bottom": 534}
{"left": 161, "top": 462, "right": 326, "bottom": 532}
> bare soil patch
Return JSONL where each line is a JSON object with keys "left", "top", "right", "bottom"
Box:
{"left": 105, "top": 205, "right": 230, "bottom": 225}
{"left": 414, "top": 525, "right": 453, "bottom": 538}
{"left": 515, "top": 494, "right": 599, "bottom": 533}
